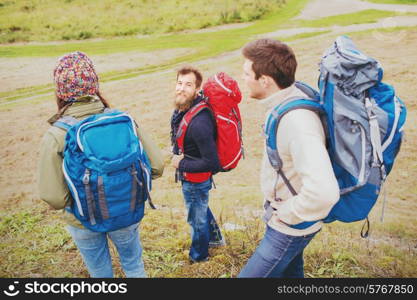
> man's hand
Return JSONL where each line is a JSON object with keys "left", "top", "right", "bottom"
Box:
{"left": 171, "top": 154, "right": 184, "bottom": 169}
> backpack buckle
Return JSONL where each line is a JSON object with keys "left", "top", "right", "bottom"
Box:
{"left": 82, "top": 169, "right": 90, "bottom": 185}
{"left": 261, "top": 124, "right": 267, "bottom": 137}
{"left": 131, "top": 165, "right": 143, "bottom": 187}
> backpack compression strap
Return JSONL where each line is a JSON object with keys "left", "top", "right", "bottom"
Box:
{"left": 264, "top": 98, "right": 324, "bottom": 230}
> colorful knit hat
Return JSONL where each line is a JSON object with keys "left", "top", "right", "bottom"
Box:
{"left": 53, "top": 51, "right": 99, "bottom": 102}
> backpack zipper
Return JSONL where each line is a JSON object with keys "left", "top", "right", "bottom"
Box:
{"left": 216, "top": 114, "right": 242, "bottom": 169}
{"left": 216, "top": 115, "right": 239, "bottom": 142}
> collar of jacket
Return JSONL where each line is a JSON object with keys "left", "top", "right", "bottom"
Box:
{"left": 47, "top": 95, "right": 105, "bottom": 125}
{"left": 259, "top": 84, "right": 296, "bottom": 110}
{"left": 189, "top": 90, "right": 206, "bottom": 110}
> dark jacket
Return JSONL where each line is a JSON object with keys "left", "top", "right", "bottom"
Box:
{"left": 171, "top": 93, "right": 221, "bottom": 175}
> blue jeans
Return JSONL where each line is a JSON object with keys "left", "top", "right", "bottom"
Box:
{"left": 67, "top": 222, "right": 146, "bottom": 278}
{"left": 182, "top": 179, "right": 223, "bottom": 262}
{"left": 238, "top": 225, "right": 318, "bottom": 278}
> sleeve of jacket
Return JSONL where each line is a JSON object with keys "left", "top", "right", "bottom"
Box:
{"left": 37, "top": 129, "right": 71, "bottom": 210}
{"left": 136, "top": 125, "right": 165, "bottom": 179}
{"left": 275, "top": 110, "right": 340, "bottom": 225}
{"left": 178, "top": 110, "right": 221, "bottom": 173}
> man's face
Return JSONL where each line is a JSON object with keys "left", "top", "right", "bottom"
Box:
{"left": 175, "top": 72, "right": 199, "bottom": 111}
{"left": 242, "top": 59, "right": 266, "bottom": 100}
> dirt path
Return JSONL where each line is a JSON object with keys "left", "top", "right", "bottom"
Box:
{"left": 2, "top": 0, "right": 416, "bottom": 98}
{"left": 0, "top": 23, "right": 252, "bottom": 95}
{"left": 262, "top": 15, "right": 417, "bottom": 41}
{"left": 1, "top": 2, "right": 416, "bottom": 278}
{"left": 296, "top": 0, "right": 417, "bottom": 20}
{"left": 2, "top": 0, "right": 417, "bottom": 97}
{"left": 1, "top": 27, "right": 416, "bottom": 210}
{"left": 0, "top": 48, "right": 193, "bottom": 94}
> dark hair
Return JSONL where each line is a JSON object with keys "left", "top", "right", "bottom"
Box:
{"left": 176, "top": 66, "right": 203, "bottom": 88}
{"left": 242, "top": 38, "right": 297, "bottom": 89}
{"left": 56, "top": 90, "right": 110, "bottom": 118}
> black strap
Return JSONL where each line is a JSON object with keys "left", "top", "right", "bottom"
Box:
{"left": 131, "top": 164, "right": 140, "bottom": 211}
{"left": 175, "top": 168, "right": 180, "bottom": 183}
{"left": 277, "top": 169, "right": 297, "bottom": 196}
{"left": 361, "top": 217, "right": 370, "bottom": 238}
{"left": 145, "top": 188, "right": 156, "bottom": 210}
{"left": 139, "top": 162, "right": 156, "bottom": 210}
{"left": 82, "top": 169, "right": 96, "bottom": 226}
{"left": 97, "top": 176, "right": 109, "bottom": 219}
{"left": 263, "top": 201, "right": 275, "bottom": 223}
{"left": 211, "top": 176, "right": 216, "bottom": 189}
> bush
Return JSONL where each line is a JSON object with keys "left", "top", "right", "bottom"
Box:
{"left": 78, "top": 31, "right": 93, "bottom": 40}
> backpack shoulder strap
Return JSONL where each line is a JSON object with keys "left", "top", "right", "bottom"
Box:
{"left": 176, "top": 101, "right": 211, "bottom": 151}
{"left": 263, "top": 97, "right": 325, "bottom": 230}
{"left": 264, "top": 98, "right": 324, "bottom": 225}
{"left": 103, "top": 108, "right": 122, "bottom": 114}
{"left": 53, "top": 115, "right": 79, "bottom": 131}
{"left": 54, "top": 108, "right": 121, "bottom": 132}
{"left": 183, "top": 101, "right": 211, "bottom": 125}
{"left": 265, "top": 97, "right": 323, "bottom": 171}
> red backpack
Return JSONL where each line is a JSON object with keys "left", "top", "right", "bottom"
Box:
{"left": 176, "top": 72, "right": 243, "bottom": 183}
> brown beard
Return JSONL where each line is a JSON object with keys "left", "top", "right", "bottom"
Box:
{"left": 174, "top": 93, "right": 195, "bottom": 111}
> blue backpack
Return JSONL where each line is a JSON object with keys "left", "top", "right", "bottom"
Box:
{"left": 54, "top": 109, "right": 154, "bottom": 232}
{"left": 265, "top": 36, "right": 407, "bottom": 237}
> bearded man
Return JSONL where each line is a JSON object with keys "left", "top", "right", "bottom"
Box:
{"left": 170, "top": 66, "right": 225, "bottom": 263}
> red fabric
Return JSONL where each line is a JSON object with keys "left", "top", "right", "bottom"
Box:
{"left": 183, "top": 171, "right": 212, "bottom": 183}
{"left": 203, "top": 72, "right": 243, "bottom": 171}
{"left": 176, "top": 72, "right": 244, "bottom": 182}
{"left": 176, "top": 102, "right": 212, "bottom": 183}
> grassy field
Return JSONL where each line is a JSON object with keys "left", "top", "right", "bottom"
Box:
{"left": 0, "top": 25, "right": 416, "bottom": 277}
{"left": 2, "top": 4, "right": 411, "bottom": 104}
{"left": 0, "top": 0, "right": 287, "bottom": 43}
{"left": 0, "top": 0, "right": 416, "bottom": 278}
{"left": 0, "top": 0, "right": 308, "bottom": 58}
{"left": 0, "top": 0, "right": 310, "bottom": 103}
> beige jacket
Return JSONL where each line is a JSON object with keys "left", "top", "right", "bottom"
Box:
{"left": 37, "top": 97, "right": 165, "bottom": 228}
{"left": 260, "top": 84, "right": 339, "bottom": 236}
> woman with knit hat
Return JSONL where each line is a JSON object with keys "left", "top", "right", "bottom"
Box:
{"left": 37, "top": 51, "right": 164, "bottom": 277}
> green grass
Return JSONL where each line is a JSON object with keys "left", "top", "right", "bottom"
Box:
{"left": 1, "top": 25, "right": 416, "bottom": 277}
{"left": 0, "top": 0, "right": 287, "bottom": 44}
{"left": 2, "top": 1, "right": 412, "bottom": 107}
{"left": 2, "top": 2, "right": 409, "bottom": 107}
{"left": 0, "top": 209, "right": 79, "bottom": 277}
{"left": 0, "top": 0, "right": 308, "bottom": 58}
{"left": 285, "top": 9, "right": 417, "bottom": 28}
{"left": 0, "top": 31, "right": 335, "bottom": 107}
{"left": 2, "top": 202, "right": 416, "bottom": 277}
{"left": 0, "top": 0, "right": 311, "bottom": 105}
{"left": 283, "top": 30, "right": 332, "bottom": 41}
{"left": 0, "top": 84, "right": 53, "bottom": 103}
{"left": 2, "top": 2, "right": 416, "bottom": 106}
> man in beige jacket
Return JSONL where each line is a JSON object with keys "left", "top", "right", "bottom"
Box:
{"left": 238, "top": 39, "right": 339, "bottom": 278}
